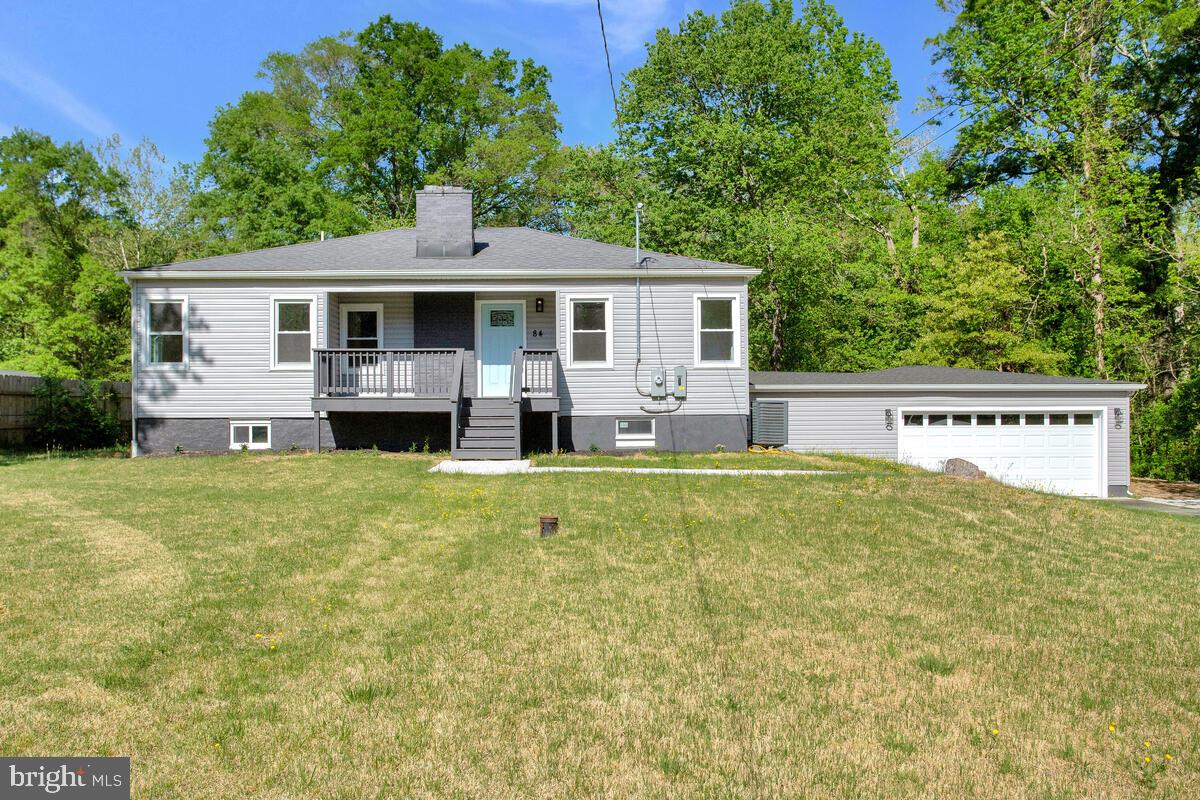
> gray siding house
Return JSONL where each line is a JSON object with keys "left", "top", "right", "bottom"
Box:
{"left": 125, "top": 187, "right": 756, "bottom": 459}
{"left": 124, "top": 185, "right": 1145, "bottom": 498}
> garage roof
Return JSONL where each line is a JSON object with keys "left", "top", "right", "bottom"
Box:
{"left": 750, "top": 366, "right": 1144, "bottom": 392}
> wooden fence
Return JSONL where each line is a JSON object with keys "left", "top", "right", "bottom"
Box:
{"left": 0, "top": 371, "right": 131, "bottom": 448}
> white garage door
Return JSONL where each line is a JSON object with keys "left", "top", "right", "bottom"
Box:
{"left": 897, "top": 411, "right": 1102, "bottom": 496}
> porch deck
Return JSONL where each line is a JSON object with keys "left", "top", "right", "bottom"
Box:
{"left": 309, "top": 348, "right": 560, "bottom": 459}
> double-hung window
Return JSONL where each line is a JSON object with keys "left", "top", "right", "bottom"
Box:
{"left": 567, "top": 296, "right": 612, "bottom": 367}
{"left": 147, "top": 299, "right": 186, "bottom": 366}
{"left": 695, "top": 295, "right": 738, "bottom": 366}
{"left": 272, "top": 298, "right": 315, "bottom": 368}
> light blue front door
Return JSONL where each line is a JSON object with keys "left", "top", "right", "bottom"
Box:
{"left": 479, "top": 302, "right": 525, "bottom": 397}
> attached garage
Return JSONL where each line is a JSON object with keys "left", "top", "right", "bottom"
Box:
{"left": 749, "top": 367, "right": 1144, "bottom": 498}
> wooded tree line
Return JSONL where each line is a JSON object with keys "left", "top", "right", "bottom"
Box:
{"left": 1, "top": 1, "right": 1196, "bottom": 477}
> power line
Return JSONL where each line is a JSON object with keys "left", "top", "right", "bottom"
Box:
{"left": 895, "top": 19, "right": 1058, "bottom": 144}
{"left": 894, "top": 0, "right": 1145, "bottom": 170}
{"left": 596, "top": 0, "right": 619, "bottom": 120}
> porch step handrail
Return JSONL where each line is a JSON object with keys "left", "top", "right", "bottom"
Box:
{"left": 314, "top": 348, "right": 462, "bottom": 399}
{"left": 519, "top": 349, "right": 559, "bottom": 398}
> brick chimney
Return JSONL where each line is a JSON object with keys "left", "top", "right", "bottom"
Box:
{"left": 415, "top": 186, "right": 475, "bottom": 258}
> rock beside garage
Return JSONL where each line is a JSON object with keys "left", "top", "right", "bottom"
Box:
{"left": 944, "top": 458, "right": 987, "bottom": 480}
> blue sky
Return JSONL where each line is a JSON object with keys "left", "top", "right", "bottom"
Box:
{"left": 0, "top": 0, "right": 955, "bottom": 166}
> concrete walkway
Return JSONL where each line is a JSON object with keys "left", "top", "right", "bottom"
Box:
{"left": 1109, "top": 497, "right": 1200, "bottom": 517}
{"left": 430, "top": 459, "right": 531, "bottom": 475}
{"left": 430, "top": 460, "right": 836, "bottom": 478}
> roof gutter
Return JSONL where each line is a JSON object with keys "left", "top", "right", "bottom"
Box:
{"left": 750, "top": 382, "right": 1147, "bottom": 393}
{"left": 120, "top": 267, "right": 762, "bottom": 280}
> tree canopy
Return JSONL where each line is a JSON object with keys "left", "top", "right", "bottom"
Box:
{"left": 191, "top": 15, "right": 563, "bottom": 251}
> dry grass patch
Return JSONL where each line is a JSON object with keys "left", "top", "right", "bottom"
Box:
{"left": 0, "top": 451, "right": 1195, "bottom": 798}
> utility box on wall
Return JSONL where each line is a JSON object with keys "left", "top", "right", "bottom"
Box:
{"left": 672, "top": 366, "right": 687, "bottom": 399}
{"left": 650, "top": 368, "right": 667, "bottom": 399}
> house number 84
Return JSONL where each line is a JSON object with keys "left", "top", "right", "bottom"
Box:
{"left": 530, "top": 329, "right": 546, "bottom": 338}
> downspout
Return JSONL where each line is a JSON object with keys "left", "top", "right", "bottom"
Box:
{"left": 634, "top": 203, "right": 649, "bottom": 398}
{"left": 125, "top": 275, "right": 139, "bottom": 457}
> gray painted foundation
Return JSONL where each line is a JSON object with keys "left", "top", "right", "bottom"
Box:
{"left": 137, "top": 413, "right": 750, "bottom": 455}
{"left": 558, "top": 414, "right": 750, "bottom": 453}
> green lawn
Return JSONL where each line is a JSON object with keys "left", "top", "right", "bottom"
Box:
{"left": 0, "top": 451, "right": 1196, "bottom": 798}
{"left": 530, "top": 449, "right": 890, "bottom": 472}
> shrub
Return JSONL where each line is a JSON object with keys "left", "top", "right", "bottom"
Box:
{"left": 29, "top": 376, "right": 123, "bottom": 450}
{"left": 1132, "top": 374, "right": 1200, "bottom": 481}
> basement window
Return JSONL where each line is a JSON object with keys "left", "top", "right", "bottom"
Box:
{"left": 230, "top": 421, "right": 270, "bottom": 451}
{"left": 615, "top": 418, "right": 655, "bottom": 448}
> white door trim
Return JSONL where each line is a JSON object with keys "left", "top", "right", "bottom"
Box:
{"left": 474, "top": 299, "right": 528, "bottom": 398}
{"left": 339, "top": 303, "right": 384, "bottom": 348}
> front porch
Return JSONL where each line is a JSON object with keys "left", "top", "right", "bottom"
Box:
{"left": 307, "top": 289, "right": 560, "bottom": 458}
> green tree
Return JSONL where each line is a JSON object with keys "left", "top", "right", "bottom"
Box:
{"left": 0, "top": 130, "right": 130, "bottom": 378}
{"left": 92, "top": 135, "right": 200, "bottom": 269}
{"left": 906, "top": 232, "right": 1066, "bottom": 372}
{"left": 930, "top": 0, "right": 1181, "bottom": 378}
{"left": 563, "top": 0, "right": 898, "bottom": 370}
{"left": 192, "top": 91, "right": 364, "bottom": 252}
{"left": 191, "top": 15, "right": 563, "bottom": 248}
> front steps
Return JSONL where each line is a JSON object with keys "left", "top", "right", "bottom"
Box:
{"left": 455, "top": 398, "right": 518, "bottom": 460}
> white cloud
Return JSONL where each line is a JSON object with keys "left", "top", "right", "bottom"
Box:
{"left": 0, "top": 49, "right": 120, "bottom": 140}
{"left": 524, "top": 0, "right": 672, "bottom": 55}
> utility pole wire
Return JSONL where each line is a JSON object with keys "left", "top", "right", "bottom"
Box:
{"left": 893, "top": 0, "right": 1145, "bottom": 171}
{"left": 597, "top": 0, "right": 619, "bottom": 120}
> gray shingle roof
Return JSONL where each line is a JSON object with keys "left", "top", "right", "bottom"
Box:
{"left": 127, "top": 226, "right": 752, "bottom": 275}
{"left": 751, "top": 366, "right": 1141, "bottom": 388}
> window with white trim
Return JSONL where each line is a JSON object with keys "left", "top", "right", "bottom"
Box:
{"left": 230, "top": 421, "right": 270, "bottom": 450}
{"left": 147, "top": 300, "right": 185, "bottom": 365}
{"left": 568, "top": 297, "right": 611, "bottom": 367}
{"left": 273, "top": 298, "right": 314, "bottom": 367}
{"left": 615, "top": 418, "right": 655, "bottom": 448}
{"left": 695, "top": 296, "right": 737, "bottom": 365}
{"left": 341, "top": 303, "right": 382, "bottom": 349}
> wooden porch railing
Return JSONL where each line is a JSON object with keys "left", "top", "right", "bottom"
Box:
{"left": 314, "top": 348, "right": 463, "bottom": 398}
{"left": 520, "top": 349, "right": 559, "bottom": 397}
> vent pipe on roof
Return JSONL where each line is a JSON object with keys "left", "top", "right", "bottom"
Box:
{"left": 415, "top": 186, "right": 475, "bottom": 258}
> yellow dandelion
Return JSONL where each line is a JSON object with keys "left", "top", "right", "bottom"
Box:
{"left": 1144, "top": 741, "right": 1151, "bottom": 748}
{"left": 1108, "top": 723, "right": 1116, "bottom": 732}
{"left": 1165, "top": 753, "right": 1173, "bottom": 761}
{"left": 213, "top": 742, "right": 220, "bottom": 749}
{"left": 254, "top": 633, "right": 262, "bottom": 638}
{"left": 1144, "top": 756, "right": 1151, "bottom": 763}
{"left": 991, "top": 728, "right": 999, "bottom": 736}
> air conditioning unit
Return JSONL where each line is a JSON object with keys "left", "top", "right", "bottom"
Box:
{"left": 751, "top": 399, "right": 789, "bottom": 446}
